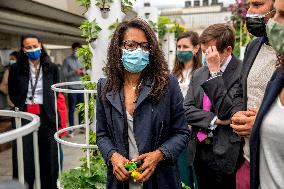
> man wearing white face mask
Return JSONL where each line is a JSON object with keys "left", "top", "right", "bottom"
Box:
{"left": 184, "top": 24, "right": 243, "bottom": 189}
{"left": 230, "top": 1, "right": 277, "bottom": 188}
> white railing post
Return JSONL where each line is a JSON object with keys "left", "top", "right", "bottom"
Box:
{"left": 84, "top": 93, "right": 91, "bottom": 173}
{"left": 0, "top": 110, "right": 40, "bottom": 187}
{"left": 15, "top": 108, "right": 25, "bottom": 185}
{"left": 33, "top": 131, "right": 41, "bottom": 189}
{"left": 54, "top": 91, "right": 62, "bottom": 176}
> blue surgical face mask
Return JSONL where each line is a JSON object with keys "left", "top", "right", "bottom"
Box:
{"left": 25, "top": 47, "right": 42, "bottom": 60}
{"left": 121, "top": 48, "right": 150, "bottom": 73}
{"left": 9, "top": 60, "right": 17, "bottom": 65}
{"left": 202, "top": 54, "right": 207, "bottom": 66}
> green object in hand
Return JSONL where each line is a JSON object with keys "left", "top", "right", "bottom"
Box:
{"left": 124, "top": 161, "right": 137, "bottom": 171}
{"left": 124, "top": 160, "right": 142, "bottom": 172}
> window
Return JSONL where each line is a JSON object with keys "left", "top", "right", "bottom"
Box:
{"left": 185, "top": 1, "right": 191, "bottom": 8}
{"left": 144, "top": 2, "right": 150, "bottom": 7}
{"left": 194, "top": 0, "right": 200, "bottom": 7}
{"left": 211, "top": 0, "right": 218, "bottom": 5}
{"left": 203, "top": 0, "right": 209, "bottom": 6}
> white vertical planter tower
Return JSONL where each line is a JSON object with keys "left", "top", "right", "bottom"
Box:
{"left": 86, "top": 0, "right": 125, "bottom": 82}
{"left": 137, "top": 1, "right": 159, "bottom": 25}
{"left": 162, "top": 28, "right": 176, "bottom": 72}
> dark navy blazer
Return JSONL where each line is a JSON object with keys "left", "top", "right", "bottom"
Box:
{"left": 250, "top": 70, "right": 284, "bottom": 189}
{"left": 96, "top": 75, "right": 190, "bottom": 189}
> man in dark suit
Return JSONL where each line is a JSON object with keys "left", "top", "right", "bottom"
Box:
{"left": 184, "top": 24, "right": 242, "bottom": 189}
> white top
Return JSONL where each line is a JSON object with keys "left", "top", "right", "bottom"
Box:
{"left": 178, "top": 68, "right": 192, "bottom": 98}
{"left": 259, "top": 96, "right": 284, "bottom": 189}
{"left": 25, "top": 61, "right": 43, "bottom": 104}
{"left": 244, "top": 44, "right": 277, "bottom": 161}
{"left": 126, "top": 111, "right": 143, "bottom": 189}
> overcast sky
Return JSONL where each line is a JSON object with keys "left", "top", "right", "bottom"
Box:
{"left": 133, "top": 0, "right": 236, "bottom": 9}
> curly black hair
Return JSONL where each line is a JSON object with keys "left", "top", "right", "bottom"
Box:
{"left": 277, "top": 54, "right": 284, "bottom": 74}
{"left": 102, "top": 18, "right": 170, "bottom": 102}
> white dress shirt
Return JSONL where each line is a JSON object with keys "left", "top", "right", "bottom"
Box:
{"left": 25, "top": 61, "right": 43, "bottom": 104}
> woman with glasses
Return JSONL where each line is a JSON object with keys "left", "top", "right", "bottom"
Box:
{"left": 250, "top": 0, "right": 284, "bottom": 188}
{"left": 96, "top": 18, "right": 190, "bottom": 189}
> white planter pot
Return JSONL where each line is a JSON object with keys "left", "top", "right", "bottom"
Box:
{"left": 90, "top": 39, "right": 97, "bottom": 49}
{"left": 100, "top": 8, "right": 110, "bottom": 19}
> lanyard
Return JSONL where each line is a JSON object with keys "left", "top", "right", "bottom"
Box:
{"left": 29, "top": 63, "right": 42, "bottom": 103}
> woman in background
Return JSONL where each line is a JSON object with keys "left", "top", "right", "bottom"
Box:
{"left": 8, "top": 34, "right": 59, "bottom": 189}
{"left": 172, "top": 31, "right": 202, "bottom": 188}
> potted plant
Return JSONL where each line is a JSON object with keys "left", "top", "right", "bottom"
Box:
{"left": 59, "top": 131, "right": 107, "bottom": 189}
{"left": 95, "top": 0, "right": 113, "bottom": 19}
{"left": 79, "top": 19, "right": 102, "bottom": 47}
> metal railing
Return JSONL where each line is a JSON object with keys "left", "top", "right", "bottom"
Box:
{"left": 0, "top": 109, "right": 41, "bottom": 189}
{"left": 51, "top": 81, "right": 97, "bottom": 177}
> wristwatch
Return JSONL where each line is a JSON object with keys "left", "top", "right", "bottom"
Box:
{"left": 210, "top": 71, "right": 222, "bottom": 77}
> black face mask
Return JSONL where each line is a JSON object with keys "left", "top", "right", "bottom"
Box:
{"left": 246, "top": 14, "right": 267, "bottom": 37}
{"left": 246, "top": 10, "right": 276, "bottom": 37}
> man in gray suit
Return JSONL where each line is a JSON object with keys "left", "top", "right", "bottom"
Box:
{"left": 184, "top": 24, "right": 243, "bottom": 189}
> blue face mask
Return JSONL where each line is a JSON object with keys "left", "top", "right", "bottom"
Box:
{"left": 9, "top": 60, "right": 17, "bottom": 65}
{"left": 121, "top": 48, "right": 150, "bottom": 73}
{"left": 25, "top": 48, "right": 42, "bottom": 60}
{"left": 202, "top": 53, "right": 207, "bottom": 66}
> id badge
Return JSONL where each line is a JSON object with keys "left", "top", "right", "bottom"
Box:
{"left": 26, "top": 104, "right": 40, "bottom": 114}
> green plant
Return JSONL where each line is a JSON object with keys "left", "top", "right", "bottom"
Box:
{"left": 182, "top": 182, "right": 191, "bottom": 189}
{"left": 95, "top": 0, "right": 113, "bottom": 9}
{"left": 121, "top": 0, "right": 136, "bottom": 13}
{"left": 80, "top": 20, "right": 102, "bottom": 43}
{"left": 108, "top": 19, "right": 120, "bottom": 31}
{"left": 76, "top": 45, "right": 96, "bottom": 123}
{"left": 76, "top": 0, "right": 91, "bottom": 9}
{"left": 61, "top": 132, "right": 107, "bottom": 189}
{"left": 169, "top": 22, "right": 188, "bottom": 39}
{"left": 158, "top": 16, "right": 172, "bottom": 40}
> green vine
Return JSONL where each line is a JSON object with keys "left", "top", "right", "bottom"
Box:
{"left": 79, "top": 20, "right": 102, "bottom": 43}
{"left": 60, "top": 0, "right": 107, "bottom": 188}
{"left": 121, "top": 0, "right": 136, "bottom": 13}
{"left": 76, "top": 0, "right": 91, "bottom": 9}
{"left": 158, "top": 16, "right": 188, "bottom": 40}
{"left": 61, "top": 132, "right": 107, "bottom": 189}
{"left": 95, "top": 0, "right": 114, "bottom": 9}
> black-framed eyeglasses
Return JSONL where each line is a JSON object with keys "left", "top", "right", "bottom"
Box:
{"left": 122, "top": 40, "right": 150, "bottom": 51}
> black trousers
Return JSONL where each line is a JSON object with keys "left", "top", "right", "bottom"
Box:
{"left": 194, "top": 141, "right": 236, "bottom": 189}
{"left": 12, "top": 106, "right": 59, "bottom": 189}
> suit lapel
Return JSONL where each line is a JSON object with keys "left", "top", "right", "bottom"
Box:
{"left": 198, "top": 67, "right": 210, "bottom": 105}
{"left": 242, "top": 38, "right": 264, "bottom": 85}
{"left": 106, "top": 89, "right": 124, "bottom": 115}
{"left": 135, "top": 79, "right": 152, "bottom": 109}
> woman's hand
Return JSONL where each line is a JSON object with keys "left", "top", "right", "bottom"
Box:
{"left": 111, "top": 152, "right": 130, "bottom": 181}
{"left": 132, "top": 150, "right": 165, "bottom": 183}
